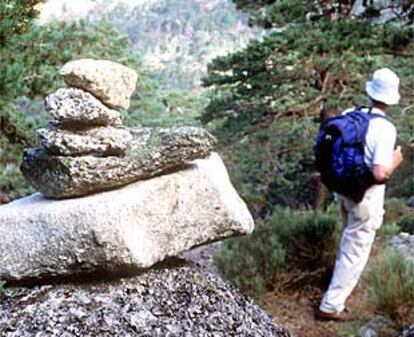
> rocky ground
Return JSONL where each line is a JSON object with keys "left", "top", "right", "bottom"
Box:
{"left": 0, "top": 259, "right": 290, "bottom": 337}
{"left": 181, "top": 242, "right": 221, "bottom": 275}
{"left": 262, "top": 233, "right": 414, "bottom": 337}
{"left": 390, "top": 233, "right": 414, "bottom": 258}
{"left": 178, "top": 226, "right": 410, "bottom": 337}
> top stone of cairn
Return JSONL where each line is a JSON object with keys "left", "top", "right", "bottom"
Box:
{"left": 60, "top": 59, "right": 138, "bottom": 110}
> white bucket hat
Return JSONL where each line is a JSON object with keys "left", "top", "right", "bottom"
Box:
{"left": 365, "top": 68, "right": 400, "bottom": 105}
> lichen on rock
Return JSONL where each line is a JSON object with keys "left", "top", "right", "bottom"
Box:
{"left": 22, "top": 126, "right": 216, "bottom": 198}
{"left": 0, "top": 261, "right": 291, "bottom": 337}
{"left": 37, "top": 124, "right": 133, "bottom": 157}
{"left": 45, "top": 87, "right": 122, "bottom": 126}
{"left": 60, "top": 59, "right": 138, "bottom": 110}
{"left": 4, "top": 153, "right": 251, "bottom": 280}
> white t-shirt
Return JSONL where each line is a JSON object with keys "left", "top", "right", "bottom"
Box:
{"left": 342, "top": 107, "right": 396, "bottom": 169}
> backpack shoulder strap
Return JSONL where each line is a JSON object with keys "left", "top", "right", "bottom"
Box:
{"left": 354, "top": 106, "right": 389, "bottom": 121}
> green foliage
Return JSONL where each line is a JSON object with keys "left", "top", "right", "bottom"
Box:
{"left": 203, "top": 21, "right": 413, "bottom": 125}
{"left": 0, "top": 0, "right": 45, "bottom": 45}
{"left": 0, "top": 1, "right": 45, "bottom": 103}
{"left": 202, "top": 16, "right": 414, "bottom": 210}
{"left": 338, "top": 318, "right": 399, "bottom": 337}
{"left": 0, "top": 19, "right": 143, "bottom": 102}
{"left": 383, "top": 198, "right": 412, "bottom": 226}
{"left": 380, "top": 224, "right": 402, "bottom": 236}
{"left": 365, "top": 248, "right": 414, "bottom": 324}
{"left": 0, "top": 279, "right": 5, "bottom": 299}
{"left": 396, "top": 212, "right": 414, "bottom": 234}
{"left": 215, "top": 208, "right": 338, "bottom": 298}
{"left": 0, "top": 0, "right": 45, "bottom": 198}
{"left": 387, "top": 143, "right": 414, "bottom": 198}
{"left": 125, "top": 89, "right": 208, "bottom": 128}
{"left": 0, "top": 99, "right": 44, "bottom": 199}
{"left": 0, "top": 19, "right": 155, "bottom": 199}
{"left": 103, "top": 0, "right": 261, "bottom": 90}
{"left": 233, "top": 0, "right": 312, "bottom": 27}
{"left": 232, "top": 0, "right": 414, "bottom": 27}
{"left": 216, "top": 220, "right": 286, "bottom": 299}
{"left": 0, "top": 15, "right": 209, "bottom": 200}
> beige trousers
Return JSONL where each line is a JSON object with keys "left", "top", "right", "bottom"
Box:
{"left": 319, "top": 184, "right": 385, "bottom": 313}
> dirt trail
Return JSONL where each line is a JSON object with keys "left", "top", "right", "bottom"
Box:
{"left": 262, "top": 241, "right": 389, "bottom": 337}
{"left": 184, "top": 240, "right": 394, "bottom": 337}
{"left": 263, "top": 282, "right": 375, "bottom": 337}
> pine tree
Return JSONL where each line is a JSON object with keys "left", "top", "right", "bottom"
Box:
{"left": 0, "top": 16, "right": 152, "bottom": 199}
{"left": 201, "top": 1, "right": 414, "bottom": 211}
{"left": 0, "top": 0, "right": 44, "bottom": 46}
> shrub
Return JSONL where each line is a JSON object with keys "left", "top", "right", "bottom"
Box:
{"left": 396, "top": 212, "right": 414, "bottom": 234}
{"left": 365, "top": 248, "right": 414, "bottom": 324}
{"left": 215, "top": 220, "right": 286, "bottom": 299}
{"left": 267, "top": 207, "right": 339, "bottom": 272}
{"left": 215, "top": 208, "right": 339, "bottom": 298}
{"left": 0, "top": 280, "right": 5, "bottom": 299}
{"left": 383, "top": 198, "right": 412, "bottom": 227}
{"left": 380, "top": 224, "right": 402, "bottom": 237}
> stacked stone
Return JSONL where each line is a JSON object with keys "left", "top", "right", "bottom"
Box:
{"left": 0, "top": 59, "right": 289, "bottom": 337}
{"left": 3, "top": 58, "right": 233, "bottom": 283}
{"left": 38, "top": 62, "right": 135, "bottom": 157}
{"left": 21, "top": 59, "right": 216, "bottom": 199}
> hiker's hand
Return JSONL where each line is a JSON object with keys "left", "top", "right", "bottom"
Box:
{"left": 373, "top": 148, "right": 403, "bottom": 183}
{"left": 393, "top": 146, "right": 403, "bottom": 167}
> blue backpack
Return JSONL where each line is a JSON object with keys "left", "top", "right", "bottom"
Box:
{"left": 314, "top": 108, "right": 386, "bottom": 203}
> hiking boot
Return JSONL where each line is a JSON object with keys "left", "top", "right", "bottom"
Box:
{"left": 315, "top": 308, "right": 352, "bottom": 321}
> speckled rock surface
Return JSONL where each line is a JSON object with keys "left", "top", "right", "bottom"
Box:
{"left": 60, "top": 59, "right": 138, "bottom": 110}
{"left": 0, "top": 261, "right": 291, "bottom": 337}
{"left": 351, "top": 0, "right": 407, "bottom": 24}
{"left": 2, "top": 153, "right": 254, "bottom": 281}
{"left": 21, "top": 127, "right": 216, "bottom": 199}
{"left": 181, "top": 242, "right": 221, "bottom": 275}
{"left": 45, "top": 88, "right": 122, "bottom": 126}
{"left": 399, "top": 324, "right": 414, "bottom": 337}
{"left": 37, "top": 125, "right": 133, "bottom": 156}
{"left": 390, "top": 232, "right": 414, "bottom": 260}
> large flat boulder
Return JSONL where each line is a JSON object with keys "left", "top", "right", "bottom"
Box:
{"left": 0, "top": 153, "right": 254, "bottom": 281}
{"left": 21, "top": 126, "right": 216, "bottom": 199}
{"left": 0, "top": 261, "right": 291, "bottom": 337}
{"left": 45, "top": 88, "right": 122, "bottom": 126}
{"left": 60, "top": 59, "right": 138, "bottom": 110}
{"left": 37, "top": 125, "right": 133, "bottom": 156}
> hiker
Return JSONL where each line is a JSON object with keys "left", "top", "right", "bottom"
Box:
{"left": 316, "top": 68, "right": 403, "bottom": 320}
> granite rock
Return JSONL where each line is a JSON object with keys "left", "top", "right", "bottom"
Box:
{"left": 3, "top": 153, "right": 253, "bottom": 280}
{"left": 390, "top": 232, "right": 414, "bottom": 261}
{"left": 21, "top": 127, "right": 216, "bottom": 199}
{"left": 351, "top": 0, "right": 407, "bottom": 24}
{"left": 60, "top": 59, "right": 138, "bottom": 110}
{"left": 400, "top": 324, "right": 414, "bottom": 337}
{"left": 45, "top": 88, "right": 122, "bottom": 126}
{"left": 0, "top": 261, "right": 290, "bottom": 337}
{"left": 37, "top": 125, "right": 133, "bottom": 156}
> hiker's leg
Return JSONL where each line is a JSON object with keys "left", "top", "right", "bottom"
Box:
{"left": 319, "top": 186, "right": 385, "bottom": 313}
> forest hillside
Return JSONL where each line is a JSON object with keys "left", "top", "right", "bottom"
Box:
{"left": 1, "top": 1, "right": 414, "bottom": 336}
{"left": 1, "top": 0, "right": 261, "bottom": 200}
{"left": 39, "top": 0, "right": 263, "bottom": 90}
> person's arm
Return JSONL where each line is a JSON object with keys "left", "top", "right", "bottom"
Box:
{"left": 372, "top": 146, "right": 403, "bottom": 184}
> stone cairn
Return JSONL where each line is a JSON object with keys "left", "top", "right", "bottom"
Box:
{"left": 0, "top": 58, "right": 254, "bottom": 281}
{"left": 0, "top": 59, "right": 291, "bottom": 337}
{"left": 21, "top": 59, "right": 216, "bottom": 199}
